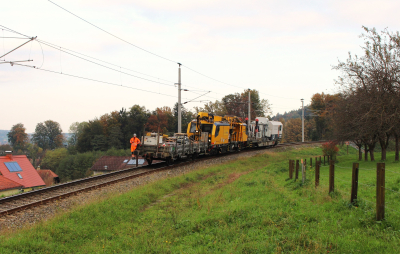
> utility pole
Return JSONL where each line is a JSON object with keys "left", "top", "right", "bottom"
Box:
{"left": 301, "top": 98, "right": 304, "bottom": 142}
{"left": 248, "top": 89, "right": 251, "bottom": 137}
{"left": 177, "top": 63, "right": 182, "bottom": 133}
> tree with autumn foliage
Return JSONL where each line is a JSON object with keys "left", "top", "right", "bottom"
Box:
{"left": 146, "top": 107, "right": 173, "bottom": 133}
{"left": 309, "top": 93, "right": 340, "bottom": 140}
{"left": 321, "top": 141, "right": 339, "bottom": 158}
{"left": 195, "top": 89, "right": 271, "bottom": 120}
{"left": 8, "top": 123, "right": 29, "bottom": 151}
{"left": 283, "top": 118, "right": 303, "bottom": 142}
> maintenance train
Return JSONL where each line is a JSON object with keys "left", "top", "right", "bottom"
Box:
{"left": 136, "top": 112, "right": 283, "bottom": 165}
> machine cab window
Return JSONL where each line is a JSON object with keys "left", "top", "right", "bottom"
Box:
{"left": 201, "top": 124, "right": 212, "bottom": 133}
{"left": 214, "top": 125, "right": 220, "bottom": 137}
{"left": 189, "top": 122, "right": 197, "bottom": 133}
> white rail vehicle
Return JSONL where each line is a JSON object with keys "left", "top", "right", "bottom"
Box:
{"left": 248, "top": 117, "right": 283, "bottom": 147}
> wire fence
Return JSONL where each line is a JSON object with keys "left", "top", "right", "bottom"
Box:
{"left": 288, "top": 157, "right": 400, "bottom": 220}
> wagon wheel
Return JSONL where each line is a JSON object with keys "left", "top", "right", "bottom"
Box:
{"left": 166, "top": 157, "right": 173, "bottom": 165}
{"left": 146, "top": 158, "right": 153, "bottom": 165}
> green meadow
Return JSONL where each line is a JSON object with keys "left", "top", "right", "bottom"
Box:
{"left": 1, "top": 145, "right": 400, "bottom": 253}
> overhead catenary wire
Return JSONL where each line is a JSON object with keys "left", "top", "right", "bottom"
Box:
{"left": 0, "top": 36, "right": 30, "bottom": 39}
{"left": 37, "top": 38, "right": 178, "bottom": 85}
{"left": 183, "top": 91, "right": 211, "bottom": 104}
{"left": 38, "top": 40, "right": 175, "bottom": 87}
{"left": 1, "top": 23, "right": 296, "bottom": 109}
{"left": 48, "top": 0, "right": 177, "bottom": 64}
{"left": 1, "top": 24, "right": 185, "bottom": 89}
{"left": 36, "top": 38, "right": 211, "bottom": 93}
{"left": 11, "top": 63, "right": 178, "bottom": 98}
{"left": 45, "top": 3, "right": 300, "bottom": 102}
{"left": 1, "top": 25, "right": 214, "bottom": 100}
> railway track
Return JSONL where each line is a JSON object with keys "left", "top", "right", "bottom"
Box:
{"left": 0, "top": 141, "right": 322, "bottom": 217}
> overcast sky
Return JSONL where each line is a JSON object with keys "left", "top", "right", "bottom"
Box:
{"left": 1, "top": 0, "right": 400, "bottom": 133}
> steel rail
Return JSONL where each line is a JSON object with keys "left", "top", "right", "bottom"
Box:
{"left": 0, "top": 141, "right": 322, "bottom": 217}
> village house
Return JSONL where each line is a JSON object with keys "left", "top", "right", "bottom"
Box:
{"left": 0, "top": 151, "right": 45, "bottom": 196}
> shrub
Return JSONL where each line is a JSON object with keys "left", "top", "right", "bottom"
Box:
{"left": 322, "top": 141, "right": 339, "bottom": 157}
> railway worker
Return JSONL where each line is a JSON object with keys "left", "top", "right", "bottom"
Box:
{"left": 130, "top": 134, "right": 141, "bottom": 158}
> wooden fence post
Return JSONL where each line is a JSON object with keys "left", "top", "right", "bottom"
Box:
{"left": 295, "top": 160, "right": 299, "bottom": 180}
{"left": 376, "top": 163, "right": 385, "bottom": 221}
{"left": 136, "top": 155, "right": 139, "bottom": 167}
{"left": 291, "top": 160, "right": 294, "bottom": 179}
{"left": 350, "top": 163, "right": 359, "bottom": 204}
{"left": 302, "top": 161, "right": 306, "bottom": 184}
{"left": 329, "top": 160, "right": 334, "bottom": 193}
{"left": 315, "top": 161, "right": 320, "bottom": 187}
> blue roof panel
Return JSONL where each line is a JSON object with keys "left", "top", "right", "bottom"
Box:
{"left": 4, "top": 162, "right": 23, "bottom": 172}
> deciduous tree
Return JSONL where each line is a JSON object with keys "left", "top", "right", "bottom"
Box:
{"left": 7, "top": 123, "right": 28, "bottom": 151}
{"left": 32, "top": 120, "right": 64, "bottom": 150}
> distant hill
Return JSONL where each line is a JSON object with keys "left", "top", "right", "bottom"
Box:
{"left": 0, "top": 130, "right": 9, "bottom": 144}
{"left": 271, "top": 106, "right": 312, "bottom": 122}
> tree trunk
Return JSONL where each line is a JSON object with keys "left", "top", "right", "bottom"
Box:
{"left": 379, "top": 135, "right": 389, "bottom": 161}
{"left": 357, "top": 144, "right": 362, "bottom": 161}
{"left": 395, "top": 134, "right": 399, "bottom": 162}
{"left": 364, "top": 143, "right": 369, "bottom": 161}
{"left": 381, "top": 146, "right": 386, "bottom": 161}
{"left": 369, "top": 146, "right": 375, "bottom": 161}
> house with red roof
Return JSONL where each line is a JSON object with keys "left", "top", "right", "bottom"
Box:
{"left": 37, "top": 169, "right": 60, "bottom": 186}
{"left": 0, "top": 175, "right": 23, "bottom": 196}
{"left": 0, "top": 152, "right": 45, "bottom": 196}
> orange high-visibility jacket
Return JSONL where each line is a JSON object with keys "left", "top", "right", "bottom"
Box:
{"left": 130, "top": 137, "right": 141, "bottom": 152}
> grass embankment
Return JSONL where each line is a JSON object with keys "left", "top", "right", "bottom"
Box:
{"left": 1, "top": 146, "right": 400, "bottom": 253}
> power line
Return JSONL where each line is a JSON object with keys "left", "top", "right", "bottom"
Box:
{"left": 37, "top": 38, "right": 177, "bottom": 84}
{"left": 48, "top": 0, "right": 177, "bottom": 64}
{"left": 1, "top": 25, "right": 212, "bottom": 96}
{"left": 183, "top": 91, "right": 211, "bottom": 104}
{"left": 1, "top": 23, "right": 298, "bottom": 108}
{"left": 10, "top": 63, "right": 178, "bottom": 98}
{"left": 0, "top": 37, "right": 29, "bottom": 39}
{"left": 37, "top": 39, "right": 176, "bottom": 88}
{"left": 45, "top": 3, "right": 300, "bottom": 101}
{"left": 37, "top": 38, "right": 210, "bottom": 92}
{"left": 0, "top": 25, "right": 31, "bottom": 39}
{"left": 1, "top": 24, "right": 179, "bottom": 86}
{"left": 182, "top": 64, "right": 244, "bottom": 90}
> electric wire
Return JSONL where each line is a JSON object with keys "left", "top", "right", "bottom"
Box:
{"left": 0, "top": 25, "right": 31, "bottom": 39}
{"left": 37, "top": 38, "right": 211, "bottom": 92}
{"left": 0, "top": 37, "right": 29, "bottom": 39}
{"left": 1, "top": 24, "right": 296, "bottom": 106}
{"left": 38, "top": 39, "right": 175, "bottom": 87}
{"left": 43, "top": 4, "right": 301, "bottom": 101}
{"left": 48, "top": 0, "right": 177, "bottom": 64}
{"left": 37, "top": 38, "right": 177, "bottom": 85}
{"left": 11, "top": 63, "right": 177, "bottom": 98}
{"left": 184, "top": 91, "right": 211, "bottom": 104}
{"left": 1, "top": 25, "right": 212, "bottom": 96}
